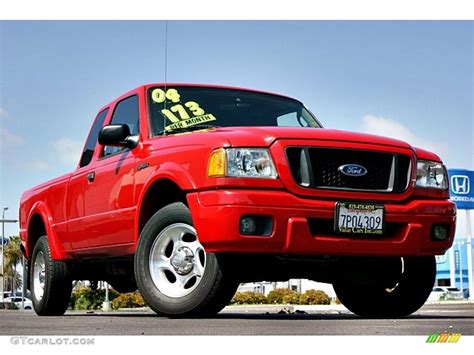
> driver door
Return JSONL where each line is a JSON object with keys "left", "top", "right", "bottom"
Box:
{"left": 79, "top": 95, "right": 140, "bottom": 252}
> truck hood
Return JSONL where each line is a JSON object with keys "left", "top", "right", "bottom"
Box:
{"left": 211, "top": 126, "right": 413, "bottom": 150}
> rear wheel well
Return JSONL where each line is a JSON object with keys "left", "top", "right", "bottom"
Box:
{"left": 138, "top": 179, "right": 187, "bottom": 237}
{"left": 27, "top": 214, "right": 46, "bottom": 257}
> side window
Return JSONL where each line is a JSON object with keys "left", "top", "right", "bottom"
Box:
{"left": 103, "top": 95, "right": 139, "bottom": 157}
{"left": 79, "top": 108, "right": 109, "bottom": 168}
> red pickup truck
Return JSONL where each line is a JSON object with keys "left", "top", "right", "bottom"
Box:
{"left": 20, "top": 84, "right": 456, "bottom": 318}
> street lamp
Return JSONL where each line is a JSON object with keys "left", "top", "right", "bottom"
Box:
{"left": 1, "top": 206, "right": 8, "bottom": 301}
{"left": 456, "top": 241, "right": 465, "bottom": 295}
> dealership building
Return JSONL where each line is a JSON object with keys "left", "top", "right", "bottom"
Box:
{"left": 435, "top": 236, "right": 473, "bottom": 292}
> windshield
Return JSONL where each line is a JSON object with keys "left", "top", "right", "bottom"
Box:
{"left": 147, "top": 86, "right": 322, "bottom": 135}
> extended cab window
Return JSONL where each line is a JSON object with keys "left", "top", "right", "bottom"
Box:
{"left": 103, "top": 95, "right": 139, "bottom": 157}
{"left": 79, "top": 108, "right": 109, "bottom": 168}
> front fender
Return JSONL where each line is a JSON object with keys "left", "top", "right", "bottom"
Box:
{"left": 148, "top": 162, "right": 197, "bottom": 191}
{"left": 134, "top": 162, "right": 197, "bottom": 244}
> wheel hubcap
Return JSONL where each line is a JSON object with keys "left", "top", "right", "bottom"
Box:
{"left": 33, "top": 251, "right": 46, "bottom": 302}
{"left": 149, "top": 223, "right": 206, "bottom": 298}
{"left": 170, "top": 247, "right": 195, "bottom": 275}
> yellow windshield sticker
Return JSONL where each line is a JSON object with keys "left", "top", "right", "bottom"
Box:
{"left": 161, "top": 105, "right": 190, "bottom": 122}
{"left": 165, "top": 88, "right": 181, "bottom": 103}
{"left": 151, "top": 88, "right": 181, "bottom": 104}
{"left": 185, "top": 101, "right": 205, "bottom": 116}
{"left": 165, "top": 114, "right": 217, "bottom": 132}
{"left": 151, "top": 87, "right": 218, "bottom": 132}
{"left": 151, "top": 88, "right": 166, "bottom": 103}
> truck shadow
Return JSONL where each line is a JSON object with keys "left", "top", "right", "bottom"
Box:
{"left": 66, "top": 311, "right": 474, "bottom": 321}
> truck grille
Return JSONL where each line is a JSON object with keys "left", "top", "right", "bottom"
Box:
{"left": 286, "top": 147, "right": 412, "bottom": 193}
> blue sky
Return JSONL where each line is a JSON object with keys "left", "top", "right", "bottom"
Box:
{"left": 0, "top": 21, "right": 473, "bottom": 239}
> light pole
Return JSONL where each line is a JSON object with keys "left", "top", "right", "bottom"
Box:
{"left": 102, "top": 281, "right": 111, "bottom": 311}
{"left": 1, "top": 206, "right": 8, "bottom": 301}
{"left": 466, "top": 210, "right": 473, "bottom": 300}
{"left": 449, "top": 246, "right": 456, "bottom": 287}
{"left": 457, "top": 241, "right": 464, "bottom": 294}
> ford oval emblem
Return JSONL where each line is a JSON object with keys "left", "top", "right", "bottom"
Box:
{"left": 338, "top": 164, "right": 368, "bottom": 177}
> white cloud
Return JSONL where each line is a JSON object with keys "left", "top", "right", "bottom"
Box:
{"left": 0, "top": 107, "right": 9, "bottom": 119}
{"left": 360, "top": 114, "right": 446, "bottom": 155}
{"left": 29, "top": 160, "right": 50, "bottom": 170}
{"left": 22, "top": 159, "right": 50, "bottom": 171}
{"left": 0, "top": 107, "right": 25, "bottom": 146}
{"left": 51, "top": 138, "right": 82, "bottom": 167}
{"left": 0, "top": 127, "right": 25, "bottom": 145}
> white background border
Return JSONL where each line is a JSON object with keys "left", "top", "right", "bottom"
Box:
{"left": 1, "top": 0, "right": 474, "bottom": 20}
{"left": 1, "top": 2, "right": 473, "bottom": 354}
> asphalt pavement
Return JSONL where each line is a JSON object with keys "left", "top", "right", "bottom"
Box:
{"left": 1, "top": 303, "right": 473, "bottom": 336}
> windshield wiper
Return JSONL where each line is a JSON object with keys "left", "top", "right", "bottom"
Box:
{"left": 159, "top": 124, "right": 220, "bottom": 135}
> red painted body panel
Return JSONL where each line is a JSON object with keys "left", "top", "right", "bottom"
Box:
{"left": 19, "top": 83, "right": 456, "bottom": 261}
{"left": 187, "top": 190, "right": 456, "bottom": 256}
{"left": 21, "top": 182, "right": 74, "bottom": 260}
{"left": 67, "top": 167, "right": 89, "bottom": 250}
{"left": 81, "top": 153, "right": 136, "bottom": 248}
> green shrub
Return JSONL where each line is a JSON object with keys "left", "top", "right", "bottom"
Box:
{"left": 112, "top": 292, "right": 146, "bottom": 309}
{"left": 230, "top": 291, "right": 267, "bottom": 305}
{"left": 69, "top": 286, "right": 119, "bottom": 310}
{"left": 267, "top": 288, "right": 300, "bottom": 304}
{"left": 299, "top": 289, "right": 330, "bottom": 305}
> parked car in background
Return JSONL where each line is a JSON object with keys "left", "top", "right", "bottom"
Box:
{"left": 428, "top": 287, "right": 446, "bottom": 301}
{"left": 444, "top": 287, "right": 464, "bottom": 300}
{"left": 428, "top": 286, "right": 464, "bottom": 301}
{"left": 4, "top": 296, "right": 33, "bottom": 310}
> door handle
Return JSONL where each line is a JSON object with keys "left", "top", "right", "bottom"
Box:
{"left": 86, "top": 172, "right": 95, "bottom": 182}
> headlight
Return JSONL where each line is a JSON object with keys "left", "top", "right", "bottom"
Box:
{"left": 416, "top": 160, "right": 448, "bottom": 190}
{"left": 207, "top": 148, "right": 278, "bottom": 179}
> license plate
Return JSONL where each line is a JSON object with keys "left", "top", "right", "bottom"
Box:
{"left": 335, "top": 202, "right": 384, "bottom": 235}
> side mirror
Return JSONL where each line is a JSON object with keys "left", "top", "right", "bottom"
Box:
{"left": 98, "top": 124, "right": 139, "bottom": 149}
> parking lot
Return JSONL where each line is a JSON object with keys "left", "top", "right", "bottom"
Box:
{"left": 1, "top": 303, "right": 473, "bottom": 336}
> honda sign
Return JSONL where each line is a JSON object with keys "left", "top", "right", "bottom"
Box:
{"left": 448, "top": 169, "right": 474, "bottom": 210}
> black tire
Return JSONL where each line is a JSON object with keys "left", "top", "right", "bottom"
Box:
{"left": 30, "top": 236, "right": 72, "bottom": 316}
{"left": 135, "top": 202, "right": 239, "bottom": 317}
{"left": 333, "top": 256, "right": 436, "bottom": 318}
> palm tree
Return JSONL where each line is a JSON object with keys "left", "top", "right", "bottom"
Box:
{"left": 3, "top": 236, "right": 23, "bottom": 293}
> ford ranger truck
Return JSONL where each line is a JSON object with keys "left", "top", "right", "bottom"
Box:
{"left": 19, "top": 84, "right": 456, "bottom": 318}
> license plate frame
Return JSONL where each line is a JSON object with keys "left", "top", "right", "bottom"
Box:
{"left": 334, "top": 202, "right": 385, "bottom": 236}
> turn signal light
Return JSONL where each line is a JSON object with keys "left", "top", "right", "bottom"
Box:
{"left": 207, "top": 148, "right": 226, "bottom": 177}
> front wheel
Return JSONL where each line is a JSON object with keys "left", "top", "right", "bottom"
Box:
{"left": 134, "top": 202, "right": 239, "bottom": 317}
{"left": 333, "top": 256, "right": 436, "bottom": 318}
